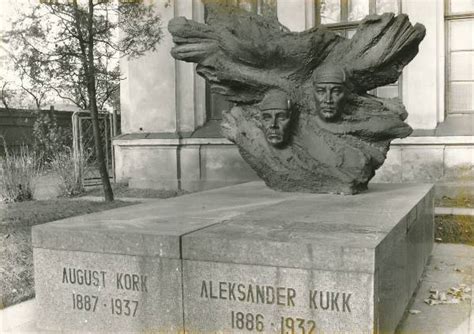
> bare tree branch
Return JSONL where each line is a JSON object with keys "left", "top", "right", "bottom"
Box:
{"left": 1, "top": 82, "right": 10, "bottom": 109}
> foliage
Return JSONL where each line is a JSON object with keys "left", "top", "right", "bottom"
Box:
{"left": 48, "top": 147, "right": 84, "bottom": 197}
{"left": 3, "top": 0, "right": 163, "bottom": 201}
{"left": 435, "top": 215, "right": 474, "bottom": 246}
{"left": 3, "top": 0, "right": 163, "bottom": 111}
{"left": 32, "top": 112, "right": 72, "bottom": 162}
{"left": 0, "top": 142, "right": 44, "bottom": 202}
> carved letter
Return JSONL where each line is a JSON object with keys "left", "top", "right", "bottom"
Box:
{"left": 62, "top": 267, "right": 68, "bottom": 284}
{"left": 141, "top": 275, "right": 148, "bottom": 292}
{"left": 116, "top": 273, "right": 123, "bottom": 290}
{"left": 200, "top": 280, "right": 208, "bottom": 298}
{"left": 320, "top": 291, "right": 330, "bottom": 310}
{"left": 343, "top": 293, "right": 352, "bottom": 312}
{"left": 331, "top": 292, "right": 340, "bottom": 311}
{"left": 309, "top": 290, "right": 318, "bottom": 309}
{"left": 287, "top": 288, "right": 296, "bottom": 307}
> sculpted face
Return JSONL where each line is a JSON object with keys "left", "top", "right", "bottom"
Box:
{"left": 259, "top": 89, "right": 292, "bottom": 147}
{"left": 261, "top": 108, "right": 291, "bottom": 147}
{"left": 314, "top": 83, "right": 346, "bottom": 121}
{"left": 313, "top": 66, "right": 348, "bottom": 122}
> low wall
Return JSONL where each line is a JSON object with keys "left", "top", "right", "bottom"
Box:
{"left": 373, "top": 136, "right": 474, "bottom": 183}
{"left": 0, "top": 108, "right": 73, "bottom": 152}
{"left": 113, "top": 136, "right": 259, "bottom": 192}
{"left": 113, "top": 134, "right": 473, "bottom": 192}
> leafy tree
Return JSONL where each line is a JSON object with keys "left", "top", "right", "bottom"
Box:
{"left": 3, "top": 0, "right": 163, "bottom": 201}
{"left": 32, "top": 111, "right": 72, "bottom": 162}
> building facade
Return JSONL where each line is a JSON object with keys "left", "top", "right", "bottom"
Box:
{"left": 114, "top": 0, "right": 473, "bottom": 191}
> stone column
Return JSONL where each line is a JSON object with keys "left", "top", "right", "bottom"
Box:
{"left": 175, "top": 0, "right": 207, "bottom": 134}
{"left": 117, "top": 0, "right": 188, "bottom": 189}
{"left": 401, "top": 0, "right": 444, "bottom": 129}
{"left": 116, "top": 0, "right": 257, "bottom": 190}
{"left": 119, "top": 0, "right": 207, "bottom": 136}
{"left": 120, "top": 0, "right": 177, "bottom": 134}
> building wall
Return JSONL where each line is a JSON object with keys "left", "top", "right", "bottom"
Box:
{"left": 114, "top": 0, "right": 473, "bottom": 191}
{"left": 402, "top": 0, "right": 444, "bottom": 129}
{"left": 120, "top": 0, "right": 207, "bottom": 136}
{"left": 114, "top": 137, "right": 258, "bottom": 192}
{"left": 373, "top": 137, "right": 473, "bottom": 183}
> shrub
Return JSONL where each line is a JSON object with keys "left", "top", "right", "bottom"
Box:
{"left": 48, "top": 147, "right": 84, "bottom": 197}
{"left": 32, "top": 112, "right": 72, "bottom": 163}
{"left": 0, "top": 142, "right": 44, "bottom": 202}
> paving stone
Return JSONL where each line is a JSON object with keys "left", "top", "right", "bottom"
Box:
{"left": 397, "top": 244, "right": 473, "bottom": 334}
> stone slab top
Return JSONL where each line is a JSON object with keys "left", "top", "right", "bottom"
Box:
{"left": 32, "top": 182, "right": 293, "bottom": 258}
{"left": 33, "top": 182, "right": 433, "bottom": 268}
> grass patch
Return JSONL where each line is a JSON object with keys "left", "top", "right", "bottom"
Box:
{"left": 0, "top": 199, "right": 134, "bottom": 309}
{"left": 0, "top": 145, "right": 43, "bottom": 202}
{"left": 435, "top": 195, "right": 474, "bottom": 208}
{"left": 81, "top": 183, "right": 189, "bottom": 199}
{"left": 435, "top": 214, "right": 474, "bottom": 246}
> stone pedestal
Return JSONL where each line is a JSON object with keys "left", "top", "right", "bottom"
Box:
{"left": 33, "top": 182, "right": 434, "bottom": 333}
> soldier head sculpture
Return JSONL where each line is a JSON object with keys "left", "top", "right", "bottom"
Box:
{"left": 312, "top": 66, "right": 348, "bottom": 122}
{"left": 259, "top": 90, "right": 292, "bottom": 148}
{"left": 169, "top": 6, "right": 425, "bottom": 194}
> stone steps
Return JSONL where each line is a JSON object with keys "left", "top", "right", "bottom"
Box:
{"left": 435, "top": 207, "right": 474, "bottom": 216}
{"left": 434, "top": 181, "right": 473, "bottom": 205}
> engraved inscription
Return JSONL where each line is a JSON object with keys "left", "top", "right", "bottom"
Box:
{"left": 280, "top": 316, "right": 316, "bottom": 334}
{"left": 61, "top": 266, "right": 147, "bottom": 318}
{"left": 308, "top": 290, "right": 351, "bottom": 312}
{"left": 199, "top": 279, "right": 353, "bottom": 331}
{"left": 116, "top": 272, "right": 148, "bottom": 292}
{"left": 199, "top": 280, "right": 352, "bottom": 313}
{"left": 72, "top": 293, "right": 98, "bottom": 312}
{"left": 110, "top": 298, "right": 139, "bottom": 317}
{"left": 62, "top": 267, "right": 106, "bottom": 288}
{"left": 200, "top": 280, "right": 296, "bottom": 307}
{"left": 228, "top": 310, "right": 317, "bottom": 333}
{"left": 230, "top": 311, "right": 264, "bottom": 332}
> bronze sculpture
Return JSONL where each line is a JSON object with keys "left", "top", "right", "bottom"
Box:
{"left": 312, "top": 66, "right": 348, "bottom": 123}
{"left": 258, "top": 89, "right": 293, "bottom": 147}
{"left": 169, "top": 4, "right": 426, "bottom": 194}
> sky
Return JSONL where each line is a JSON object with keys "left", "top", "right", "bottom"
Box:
{"left": 0, "top": 0, "right": 75, "bottom": 107}
{"left": 0, "top": 0, "right": 121, "bottom": 109}
{"left": 0, "top": 0, "right": 23, "bottom": 82}
{"left": 0, "top": 0, "right": 35, "bottom": 31}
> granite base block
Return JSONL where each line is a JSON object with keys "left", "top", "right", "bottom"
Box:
{"left": 34, "top": 249, "right": 183, "bottom": 333}
{"left": 183, "top": 261, "right": 373, "bottom": 333}
{"left": 32, "top": 182, "right": 434, "bottom": 333}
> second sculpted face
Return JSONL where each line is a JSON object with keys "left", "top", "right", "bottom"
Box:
{"left": 314, "top": 83, "right": 346, "bottom": 122}
{"left": 261, "top": 109, "right": 291, "bottom": 147}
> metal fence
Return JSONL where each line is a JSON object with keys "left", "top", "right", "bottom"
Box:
{"left": 72, "top": 110, "right": 119, "bottom": 187}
